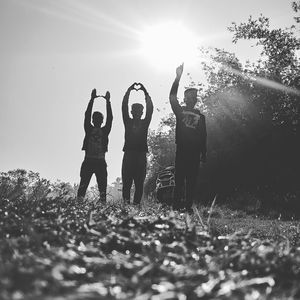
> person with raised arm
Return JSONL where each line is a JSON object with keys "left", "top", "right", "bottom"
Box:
{"left": 77, "top": 88, "right": 112, "bottom": 203}
{"left": 122, "top": 83, "right": 153, "bottom": 205}
{"left": 169, "top": 64, "right": 207, "bottom": 213}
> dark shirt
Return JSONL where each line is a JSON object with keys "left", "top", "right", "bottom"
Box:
{"left": 122, "top": 92, "right": 153, "bottom": 152}
{"left": 174, "top": 106, "right": 207, "bottom": 153}
{"left": 81, "top": 98, "right": 113, "bottom": 155}
{"left": 170, "top": 81, "right": 207, "bottom": 155}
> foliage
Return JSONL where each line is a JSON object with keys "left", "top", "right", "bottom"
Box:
{"left": 1, "top": 185, "right": 300, "bottom": 299}
{"left": 0, "top": 169, "right": 51, "bottom": 203}
{"left": 228, "top": 12, "right": 300, "bottom": 128}
{"left": 0, "top": 169, "right": 79, "bottom": 203}
{"left": 292, "top": 1, "right": 300, "bottom": 23}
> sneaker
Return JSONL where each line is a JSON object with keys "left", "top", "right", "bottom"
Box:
{"left": 132, "top": 202, "right": 141, "bottom": 209}
{"left": 185, "top": 206, "right": 193, "bottom": 214}
{"left": 77, "top": 196, "right": 85, "bottom": 202}
{"left": 123, "top": 199, "right": 130, "bottom": 205}
{"left": 99, "top": 198, "right": 106, "bottom": 204}
{"left": 172, "top": 202, "right": 184, "bottom": 210}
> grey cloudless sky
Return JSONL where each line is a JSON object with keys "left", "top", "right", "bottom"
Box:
{"left": 0, "top": 0, "right": 296, "bottom": 185}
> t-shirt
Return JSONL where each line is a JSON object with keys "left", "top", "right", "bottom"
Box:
{"left": 85, "top": 127, "right": 105, "bottom": 159}
{"left": 169, "top": 81, "right": 207, "bottom": 155}
{"left": 121, "top": 91, "right": 153, "bottom": 153}
{"left": 81, "top": 98, "right": 112, "bottom": 153}
{"left": 182, "top": 110, "right": 201, "bottom": 129}
{"left": 123, "top": 119, "right": 150, "bottom": 152}
{"left": 175, "top": 107, "right": 207, "bottom": 152}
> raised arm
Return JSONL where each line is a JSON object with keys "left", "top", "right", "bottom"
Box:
{"left": 84, "top": 89, "right": 99, "bottom": 132}
{"left": 122, "top": 84, "right": 134, "bottom": 124}
{"left": 140, "top": 83, "right": 153, "bottom": 126}
{"left": 169, "top": 64, "right": 184, "bottom": 116}
{"left": 103, "top": 91, "right": 113, "bottom": 134}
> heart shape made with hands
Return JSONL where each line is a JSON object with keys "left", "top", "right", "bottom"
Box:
{"left": 133, "top": 83, "right": 142, "bottom": 91}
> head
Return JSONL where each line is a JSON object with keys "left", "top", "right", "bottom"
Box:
{"left": 92, "top": 111, "right": 104, "bottom": 127}
{"left": 131, "top": 103, "right": 144, "bottom": 120}
{"left": 184, "top": 88, "right": 198, "bottom": 109}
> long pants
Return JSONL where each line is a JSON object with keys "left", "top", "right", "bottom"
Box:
{"left": 122, "top": 151, "right": 146, "bottom": 204}
{"left": 77, "top": 158, "right": 107, "bottom": 201}
{"left": 174, "top": 147, "right": 200, "bottom": 209}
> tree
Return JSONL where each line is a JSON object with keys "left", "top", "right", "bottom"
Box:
{"left": 200, "top": 5, "right": 300, "bottom": 209}
{"left": 146, "top": 3, "right": 300, "bottom": 213}
{"left": 0, "top": 169, "right": 50, "bottom": 202}
{"left": 228, "top": 12, "right": 300, "bottom": 128}
{"left": 292, "top": 1, "right": 300, "bottom": 23}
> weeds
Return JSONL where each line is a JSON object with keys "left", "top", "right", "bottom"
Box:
{"left": 0, "top": 191, "right": 300, "bottom": 299}
{"left": 1, "top": 187, "right": 300, "bottom": 299}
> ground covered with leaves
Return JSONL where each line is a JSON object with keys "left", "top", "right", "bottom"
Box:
{"left": 1, "top": 195, "right": 300, "bottom": 300}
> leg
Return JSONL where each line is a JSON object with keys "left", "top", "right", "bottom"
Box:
{"left": 185, "top": 152, "right": 201, "bottom": 210}
{"left": 122, "top": 152, "right": 133, "bottom": 203}
{"left": 77, "top": 160, "right": 93, "bottom": 199}
{"left": 133, "top": 153, "right": 147, "bottom": 204}
{"left": 173, "top": 148, "right": 186, "bottom": 209}
{"left": 95, "top": 159, "right": 107, "bottom": 202}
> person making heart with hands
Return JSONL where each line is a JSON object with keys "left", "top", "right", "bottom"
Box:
{"left": 121, "top": 82, "right": 154, "bottom": 205}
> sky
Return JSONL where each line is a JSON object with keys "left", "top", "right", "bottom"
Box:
{"left": 0, "top": 0, "right": 297, "bottom": 185}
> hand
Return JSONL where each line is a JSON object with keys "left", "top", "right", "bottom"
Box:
{"left": 139, "top": 83, "right": 149, "bottom": 95}
{"left": 200, "top": 154, "right": 207, "bottom": 163}
{"left": 133, "top": 82, "right": 142, "bottom": 91}
{"left": 176, "top": 63, "right": 184, "bottom": 79}
{"left": 91, "top": 88, "right": 100, "bottom": 100}
{"left": 104, "top": 91, "right": 110, "bottom": 101}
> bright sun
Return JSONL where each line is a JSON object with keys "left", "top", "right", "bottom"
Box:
{"left": 139, "top": 22, "right": 199, "bottom": 70}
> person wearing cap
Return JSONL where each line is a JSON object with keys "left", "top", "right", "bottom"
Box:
{"left": 77, "top": 88, "right": 113, "bottom": 203}
{"left": 169, "top": 64, "right": 207, "bottom": 212}
{"left": 122, "top": 83, "right": 153, "bottom": 205}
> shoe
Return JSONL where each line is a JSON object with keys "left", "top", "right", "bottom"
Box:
{"left": 185, "top": 206, "right": 193, "bottom": 214}
{"left": 132, "top": 202, "right": 141, "bottom": 209}
{"left": 77, "top": 196, "right": 84, "bottom": 202}
{"left": 172, "top": 202, "right": 184, "bottom": 210}
{"left": 123, "top": 199, "right": 130, "bottom": 205}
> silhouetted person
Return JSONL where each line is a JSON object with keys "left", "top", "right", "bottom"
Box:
{"left": 122, "top": 83, "right": 153, "bottom": 205}
{"left": 77, "top": 88, "right": 112, "bottom": 203}
{"left": 169, "top": 64, "right": 207, "bottom": 212}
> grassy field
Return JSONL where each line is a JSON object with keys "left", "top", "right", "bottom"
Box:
{"left": 197, "top": 205, "right": 300, "bottom": 245}
{"left": 1, "top": 195, "right": 300, "bottom": 299}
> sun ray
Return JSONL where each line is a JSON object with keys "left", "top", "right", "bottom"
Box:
{"left": 195, "top": 50, "right": 300, "bottom": 96}
{"left": 20, "top": 0, "right": 142, "bottom": 42}
{"left": 222, "top": 64, "right": 300, "bottom": 96}
{"left": 68, "top": 0, "right": 142, "bottom": 37}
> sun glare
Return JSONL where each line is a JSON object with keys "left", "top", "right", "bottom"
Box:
{"left": 139, "top": 22, "right": 199, "bottom": 70}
